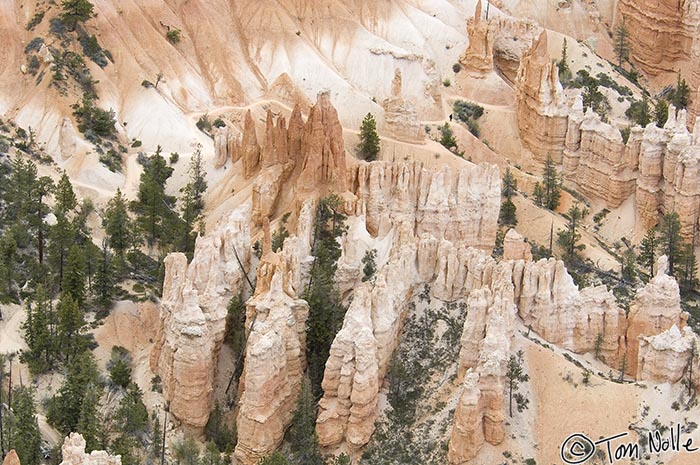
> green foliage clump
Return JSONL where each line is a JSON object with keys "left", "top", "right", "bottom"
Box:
{"left": 72, "top": 93, "right": 117, "bottom": 140}
{"left": 613, "top": 19, "right": 631, "bottom": 68}
{"left": 625, "top": 94, "right": 652, "bottom": 127}
{"left": 357, "top": 113, "right": 380, "bottom": 161}
{"left": 196, "top": 113, "right": 212, "bottom": 133}
{"left": 285, "top": 380, "right": 324, "bottom": 465}
{"left": 166, "top": 28, "right": 182, "bottom": 44}
{"left": 6, "top": 386, "right": 43, "bottom": 465}
{"left": 506, "top": 350, "right": 530, "bottom": 417}
{"left": 79, "top": 32, "right": 110, "bottom": 67}
{"left": 362, "top": 248, "right": 377, "bottom": 282}
{"left": 438, "top": 123, "right": 458, "bottom": 152}
{"left": 107, "top": 346, "right": 133, "bottom": 388}
{"left": 59, "top": 0, "right": 95, "bottom": 31}
{"left": 558, "top": 38, "right": 572, "bottom": 84}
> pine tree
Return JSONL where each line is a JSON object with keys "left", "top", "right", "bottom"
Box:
{"left": 7, "top": 387, "right": 42, "bottom": 465}
{"left": 47, "top": 351, "right": 100, "bottom": 434}
{"left": 0, "top": 231, "right": 17, "bottom": 298}
{"left": 55, "top": 172, "right": 77, "bottom": 217}
{"left": 285, "top": 380, "right": 324, "bottom": 465}
{"left": 93, "top": 241, "right": 115, "bottom": 311}
{"left": 130, "top": 148, "right": 177, "bottom": 248}
{"left": 502, "top": 167, "right": 518, "bottom": 200}
{"left": 658, "top": 211, "right": 683, "bottom": 276}
{"left": 499, "top": 198, "right": 517, "bottom": 226}
{"left": 103, "top": 189, "right": 133, "bottom": 259}
{"left": 506, "top": 350, "right": 529, "bottom": 417}
{"left": 56, "top": 293, "right": 86, "bottom": 360}
{"left": 542, "top": 156, "right": 561, "bottom": 210}
{"left": 258, "top": 453, "right": 289, "bottom": 465}
{"left": 439, "top": 123, "right": 458, "bottom": 152}
{"left": 533, "top": 182, "right": 544, "bottom": 207}
{"left": 655, "top": 99, "right": 669, "bottom": 128}
{"left": 60, "top": 0, "right": 94, "bottom": 30}
{"left": 558, "top": 38, "right": 572, "bottom": 83}
{"left": 357, "top": 113, "right": 380, "bottom": 161}
{"left": 638, "top": 226, "right": 658, "bottom": 277}
{"left": 672, "top": 74, "right": 690, "bottom": 110}
{"left": 678, "top": 242, "right": 698, "bottom": 294}
{"left": 150, "top": 411, "right": 163, "bottom": 459}
{"left": 613, "top": 18, "right": 631, "bottom": 68}
{"left": 76, "top": 382, "right": 105, "bottom": 452}
{"left": 20, "top": 286, "right": 54, "bottom": 374}
{"left": 114, "top": 384, "right": 148, "bottom": 436}
{"left": 557, "top": 203, "right": 589, "bottom": 262}
{"left": 180, "top": 147, "right": 208, "bottom": 256}
{"left": 62, "top": 244, "right": 86, "bottom": 307}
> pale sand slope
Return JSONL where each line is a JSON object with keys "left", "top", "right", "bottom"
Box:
{"left": 529, "top": 339, "right": 699, "bottom": 465}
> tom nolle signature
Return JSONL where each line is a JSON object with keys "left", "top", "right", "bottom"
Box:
{"left": 560, "top": 424, "right": 698, "bottom": 464}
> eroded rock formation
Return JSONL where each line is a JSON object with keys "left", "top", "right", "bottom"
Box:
{"left": 60, "top": 433, "right": 121, "bottom": 465}
{"left": 460, "top": 0, "right": 494, "bottom": 77}
{"left": 382, "top": 69, "right": 425, "bottom": 143}
{"left": 1, "top": 451, "right": 20, "bottom": 465}
{"left": 347, "top": 161, "right": 500, "bottom": 250}
{"left": 625, "top": 256, "right": 688, "bottom": 377}
{"left": 234, "top": 220, "right": 310, "bottom": 464}
{"left": 637, "top": 325, "right": 699, "bottom": 387}
{"left": 503, "top": 228, "right": 532, "bottom": 261}
{"left": 150, "top": 205, "right": 251, "bottom": 428}
{"left": 515, "top": 31, "right": 569, "bottom": 163}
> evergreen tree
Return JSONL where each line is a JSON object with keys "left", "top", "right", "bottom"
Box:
{"left": 438, "top": 123, "right": 458, "bottom": 152}
{"left": 172, "top": 436, "right": 200, "bottom": 465}
{"left": 7, "top": 387, "right": 42, "bottom": 465}
{"left": 506, "top": 350, "right": 529, "bottom": 417}
{"left": 625, "top": 95, "right": 652, "bottom": 127}
{"left": 658, "top": 211, "right": 683, "bottom": 276}
{"left": 533, "top": 182, "right": 544, "bottom": 207}
{"left": 672, "top": 74, "right": 691, "bottom": 110}
{"left": 114, "top": 383, "right": 148, "bottom": 436}
{"left": 103, "top": 189, "right": 133, "bottom": 259}
{"left": 678, "top": 242, "right": 698, "bottom": 294}
{"left": 357, "top": 113, "right": 380, "bottom": 161}
{"left": 204, "top": 402, "right": 235, "bottom": 453}
{"left": 558, "top": 38, "right": 572, "bottom": 83}
{"left": 20, "top": 285, "right": 54, "bottom": 374}
{"left": 638, "top": 226, "right": 658, "bottom": 277}
{"left": 0, "top": 232, "right": 17, "bottom": 298}
{"left": 76, "top": 382, "right": 105, "bottom": 452}
{"left": 304, "top": 195, "right": 347, "bottom": 396}
{"left": 109, "top": 435, "right": 139, "bottom": 465}
{"left": 582, "top": 81, "right": 610, "bottom": 119}
{"left": 613, "top": 18, "right": 631, "bottom": 68}
{"left": 499, "top": 199, "right": 517, "bottom": 226}
{"left": 361, "top": 249, "right": 377, "bottom": 282}
{"left": 655, "top": 99, "right": 669, "bottom": 128}
{"left": 60, "top": 0, "right": 95, "bottom": 30}
{"left": 55, "top": 172, "right": 78, "bottom": 217}
{"left": 179, "top": 147, "right": 208, "bottom": 256}
{"left": 285, "top": 380, "right": 324, "bottom": 465}
{"left": 56, "top": 293, "right": 86, "bottom": 360}
{"left": 93, "top": 241, "right": 115, "bottom": 311}
{"left": 47, "top": 351, "right": 101, "bottom": 434}
{"left": 130, "top": 148, "right": 177, "bottom": 248}
{"left": 542, "top": 156, "right": 561, "bottom": 211}
{"left": 557, "top": 203, "right": 588, "bottom": 262}
{"left": 150, "top": 411, "right": 163, "bottom": 460}
{"left": 62, "top": 245, "right": 86, "bottom": 307}
{"left": 502, "top": 167, "right": 518, "bottom": 200}
{"left": 107, "top": 346, "right": 132, "bottom": 389}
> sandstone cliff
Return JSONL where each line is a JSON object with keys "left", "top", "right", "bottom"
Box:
{"left": 150, "top": 205, "right": 251, "bottom": 428}
{"left": 515, "top": 31, "right": 569, "bottom": 163}
{"left": 60, "top": 434, "right": 121, "bottom": 465}
{"left": 637, "top": 325, "right": 699, "bottom": 389}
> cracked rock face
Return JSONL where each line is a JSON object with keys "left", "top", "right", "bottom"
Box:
{"left": 150, "top": 205, "right": 251, "bottom": 428}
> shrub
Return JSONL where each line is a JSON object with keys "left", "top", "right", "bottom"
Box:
{"left": 25, "top": 37, "right": 44, "bottom": 54}
{"left": 130, "top": 139, "right": 142, "bottom": 148}
{"left": 141, "top": 79, "right": 154, "bottom": 88}
{"left": 99, "top": 149, "right": 122, "bottom": 172}
{"left": 166, "top": 28, "right": 181, "bottom": 44}
{"left": 196, "top": 114, "right": 212, "bottom": 133}
{"left": 72, "top": 93, "right": 117, "bottom": 139}
{"left": 26, "top": 11, "right": 45, "bottom": 30}
{"left": 442, "top": 78, "right": 451, "bottom": 87}
{"left": 452, "top": 63, "right": 461, "bottom": 73}
{"left": 169, "top": 152, "right": 179, "bottom": 164}
{"left": 79, "top": 33, "right": 109, "bottom": 67}
{"left": 27, "top": 56, "right": 41, "bottom": 76}
{"left": 213, "top": 117, "right": 226, "bottom": 128}
{"left": 453, "top": 100, "right": 484, "bottom": 122}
